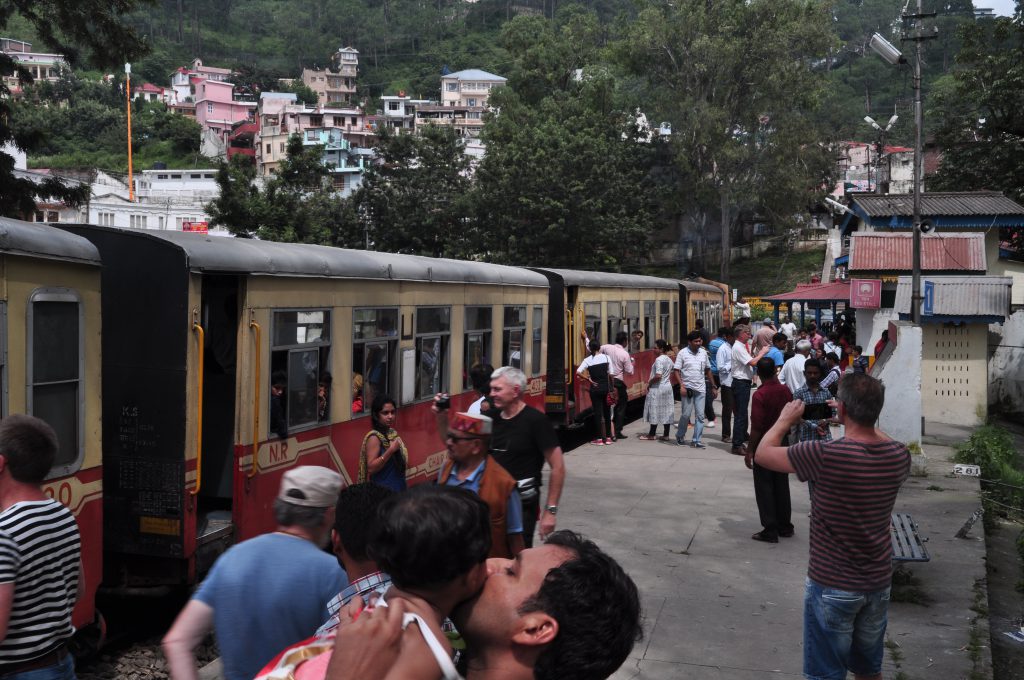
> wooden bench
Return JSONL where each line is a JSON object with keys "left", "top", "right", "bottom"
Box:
{"left": 891, "top": 512, "right": 930, "bottom": 562}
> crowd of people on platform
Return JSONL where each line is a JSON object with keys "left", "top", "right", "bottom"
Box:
{"left": 0, "top": 311, "right": 906, "bottom": 680}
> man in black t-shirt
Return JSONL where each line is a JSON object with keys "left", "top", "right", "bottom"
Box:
{"left": 486, "top": 366, "right": 566, "bottom": 548}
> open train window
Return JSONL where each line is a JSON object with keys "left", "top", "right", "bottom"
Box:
{"left": 644, "top": 301, "right": 656, "bottom": 348}
{"left": 584, "top": 302, "right": 601, "bottom": 343}
{"left": 271, "top": 310, "right": 331, "bottom": 433}
{"left": 353, "top": 308, "right": 398, "bottom": 414}
{"left": 415, "top": 307, "right": 450, "bottom": 399}
{"left": 673, "top": 301, "right": 680, "bottom": 343}
{"left": 531, "top": 306, "right": 543, "bottom": 376}
{"left": 464, "top": 306, "right": 492, "bottom": 389}
{"left": 503, "top": 306, "right": 526, "bottom": 369}
{"left": 625, "top": 301, "right": 640, "bottom": 351}
{"left": 28, "top": 290, "right": 84, "bottom": 478}
{"left": 606, "top": 302, "right": 622, "bottom": 342}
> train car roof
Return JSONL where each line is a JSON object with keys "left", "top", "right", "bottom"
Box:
{"left": 530, "top": 268, "right": 678, "bottom": 290}
{"left": 62, "top": 226, "right": 548, "bottom": 287}
{"left": 678, "top": 279, "right": 726, "bottom": 295}
{"left": 0, "top": 217, "right": 101, "bottom": 266}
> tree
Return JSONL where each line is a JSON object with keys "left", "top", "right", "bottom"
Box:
{"left": 206, "top": 135, "right": 361, "bottom": 246}
{"left": 353, "top": 125, "right": 475, "bottom": 257}
{"left": 615, "top": 0, "right": 836, "bottom": 281}
{"left": 930, "top": 11, "right": 1024, "bottom": 205}
{"left": 1, "top": 0, "right": 148, "bottom": 218}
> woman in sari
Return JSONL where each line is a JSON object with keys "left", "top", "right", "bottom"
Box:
{"left": 357, "top": 394, "right": 407, "bottom": 491}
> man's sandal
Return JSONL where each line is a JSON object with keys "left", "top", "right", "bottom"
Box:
{"left": 637, "top": 434, "right": 658, "bottom": 441}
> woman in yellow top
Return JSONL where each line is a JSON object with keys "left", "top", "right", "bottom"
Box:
{"left": 358, "top": 394, "right": 407, "bottom": 491}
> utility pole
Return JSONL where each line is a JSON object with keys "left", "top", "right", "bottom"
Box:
{"left": 126, "top": 63, "right": 135, "bottom": 202}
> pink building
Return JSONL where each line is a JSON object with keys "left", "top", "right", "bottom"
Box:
{"left": 195, "top": 79, "right": 256, "bottom": 146}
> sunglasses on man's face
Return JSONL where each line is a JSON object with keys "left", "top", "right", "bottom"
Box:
{"left": 446, "top": 433, "right": 481, "bottom": 442}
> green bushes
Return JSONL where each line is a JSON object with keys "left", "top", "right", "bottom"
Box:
{"left": 954, "top": 425, "right": 1024, "bottom": 514}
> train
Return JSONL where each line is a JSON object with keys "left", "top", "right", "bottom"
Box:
{"left": 0, "top": 216, "right": 729, "bottom": 641}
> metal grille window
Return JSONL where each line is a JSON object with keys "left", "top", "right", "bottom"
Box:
{"left": 353, "top": 308, "right": 398, "bottom": 414}
{"left": 644, "top": 301, "right": 656, "bottom": 347}
{"left": 272, "top": 310, "right": 331, "bottom": 431}
{"left": 416, "top": 307, "right": 450, "bottom": 399}
{"left": 531, "top": 306, "right": 543, "bottom": 375}
{"left": 29, "top": 291, "right": 83, "bottom": 476}
{"left": 660, "top": 301, "right": 671, "bottom": 344}
{"left": 464, "top": 306, "right": 492, "bottom": 389}
{"left": 503, "top": 306, "right": 526, "bottom": 369}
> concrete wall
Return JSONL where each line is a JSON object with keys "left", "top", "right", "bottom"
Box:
{"left": 873, "top": 321, "right": 922, "bottom": 446}
{"left": 921, "top": 323, "right": 988, "bottom": 427}
{"left": 990, "top": 309, "right": 1024, "bottom": 416}
{"left": 855, "top": 308, "right": 899, "bottom": 356}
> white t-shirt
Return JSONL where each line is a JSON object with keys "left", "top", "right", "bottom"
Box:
{"left": 467, "top": 395, "right": 487, "bottom": 415}
{"left": 779, "top": 354, "right": 807, "bottom": 392}
{"left": 673, "top": 347, "right": 709, "bottom": 392}
{"left": 716, "top": 342, "right": 734, "bottom": 387}
{"left": 781, "top": 322, "right": 797, "bottom": 339}
{"left": 730, "top": 340, "right": 755, "bottom": 381}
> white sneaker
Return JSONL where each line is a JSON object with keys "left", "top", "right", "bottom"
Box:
{"left": 706, "top": 421, "right": 716, "bottom": 428}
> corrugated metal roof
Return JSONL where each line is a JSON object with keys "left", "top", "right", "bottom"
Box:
{"left": 0, "top": 217, "right": 101, "bottom": 265}
{"left": 894, "top": 275, "right": 1012, "bottom": 319}
{"left": 763, "top": 280, "right": 850, "bottom": 302}
{"left": 852, "top": 192, "right": 1024, "bottom": 217}
{"left": 444, "top": 69, "right": 507, "bottom": 81}
{"left": 849, "top": 233, "right": 987, "bottom": 272}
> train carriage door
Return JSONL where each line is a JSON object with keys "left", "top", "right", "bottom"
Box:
{"left": 196, "top": 275, "right": 240, "bottom": 555}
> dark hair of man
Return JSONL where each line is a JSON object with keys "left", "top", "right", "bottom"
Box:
{"left": 695, "top": 318, "right": 704, "bottom": 329}
{"left": 589, "top": 340, "right": 601, "bottom": 353}
{"left": 0, "top": 414, "right": 59, "bottom": 484}
{"left": 825, "top": 352, "right": 840, "bottom": 364}
{"left": 837, "top": 373, "right": 885, "bottom": 425}
{"left": 522, "top": 531, "right": 642, "bottom": 680}
{"left": 470, "top": 363, "right": 495, "bottom": 397}
{"left": 273, "top": 498, "right": 329, "bottom": 531}
{"left": 333, "top": 483, "right": 394, "bottom": 562}
{"left": 755, "top": 357, "right": 777, "bottom": 380}
{"left": 615, "top": 331, "right": 628, "bottom": 346}
{"left": 804, "top": 358, "right": 823, "bottom": 373}
{"left": 853, "top": 345, "right": 863, "bottom": 355}
{"left": 772, "top": 332, "right": 788, "bottom": 345}
{"left": 368, "top": 485, "right": 491, "bottom": 590}
{"left": 655, "top": 339, "right": 669, "bottom": 352}
{"left": 370, "top": 393, "right": 397, "bottom": 436}
{"left": 686, "top": 330, "right": 702, "bottom": 342}
{"left": 271, "top": 370, "right": 287, "bottom": 388}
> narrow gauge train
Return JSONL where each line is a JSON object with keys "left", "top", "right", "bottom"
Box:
{"left": 0, "top": 216, "right": 727, "bottom": 640}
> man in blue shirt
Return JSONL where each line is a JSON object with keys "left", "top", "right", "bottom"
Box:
{"left": 163, "top": 467, "right": 347, "bottom": 680}
{"left": 706, "top": 327, "right": 728, "bottom": 428}
{"left": 766, "top": 332, "right": 788, "bottom": 370}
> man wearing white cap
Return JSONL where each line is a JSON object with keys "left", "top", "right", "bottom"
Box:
{"left": 163, "top": 466, "right": 347, "bottom": 680}
{"left": 435, "top": 410, "right": 525, "bottom": 559}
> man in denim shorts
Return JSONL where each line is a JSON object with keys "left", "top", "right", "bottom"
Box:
{"left": 752, "top": 373, "right": 910, "bottom": 679}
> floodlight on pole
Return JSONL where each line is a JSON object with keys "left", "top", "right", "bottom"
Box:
{"left": 864, "top": 115, "right": 882, "bottom": 131}
{"left": 869, "top": 33, "right": 905, "bottom": 65}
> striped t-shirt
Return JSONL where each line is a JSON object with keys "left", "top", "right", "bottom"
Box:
{"left": 788, "top": 437, "right": 910, "bottom": 591}
{"left": 0, "top": 499, "right": 81, "bottom": 664}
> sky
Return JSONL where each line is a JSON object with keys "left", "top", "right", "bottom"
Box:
{"left": 985, "top": 0, "right": 1017, "bottom": 16}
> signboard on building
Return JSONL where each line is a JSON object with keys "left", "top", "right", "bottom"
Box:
{"left": 182, "top": 221, "right": 209, "bottom": 234}
{"left": 849, "top": 279, "right": 882, "bottom": 309}
{"left": 923, "top": 280, "right": 934, "bottom": 316}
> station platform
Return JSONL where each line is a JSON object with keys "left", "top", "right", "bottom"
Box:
{"left": 553, "top": 412, "right": 991, "bottom": 679}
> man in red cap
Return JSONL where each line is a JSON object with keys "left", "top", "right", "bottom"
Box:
{"left": 434, "top": 405, "right": 524, "bottom": 558}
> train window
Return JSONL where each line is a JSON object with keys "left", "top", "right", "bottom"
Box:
{"left": 272, "top": 310, "right": 331, "bottom": 431}
{"left": 660, "top": 300, "right": 671, "bottom": 344}
{"left": 0, "top": 302, "right": 5, "bottom": 418}
{"left": 415, "top": 307, "right": 450, "bottom": 399}
{"left": 673, "top": 301, "right": 680, "bottom": 342}
{"left": 464, "top": 306, "right": 492, "bottom": 389}
{"left": 531, "top": 306, "right": 543, "bottom": 375}
{"left": 644, "top": 301, "right": 656, "bottom": 347}
{"left": 353, "top": 308, "right": 399, "bottom": 414}
{"left": 584, "top": 302, "right": 601, "bottom": 343}
{"left": 28, "top": 291, "right": 83, "bottom": 476}
{"left": 606, "top": 301, "right": 622, "bottom": 342}
{"left": 503, "top": 306, "right": 526, "bottom": 369}
{"left": 625, "top": 301, "right": 640, "bottom": 350}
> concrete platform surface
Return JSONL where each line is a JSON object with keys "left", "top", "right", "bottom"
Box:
{"left": 550, "top": 408, "right": 991, "bottom": 680}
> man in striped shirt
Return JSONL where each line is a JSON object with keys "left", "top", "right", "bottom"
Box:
{"left": 754, "top": 373, "right": 910, "bottom": 680}
{"left": 0, "top": 415, "right": 82, "bottom": 679}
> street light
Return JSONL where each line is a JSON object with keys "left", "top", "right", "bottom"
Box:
{"left": 868, "top": 7, "right": 936, "bottom": 325}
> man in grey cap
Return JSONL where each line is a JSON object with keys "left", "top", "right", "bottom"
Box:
{"left": 163, "top": 466, "right": 347, "bottom": 680}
